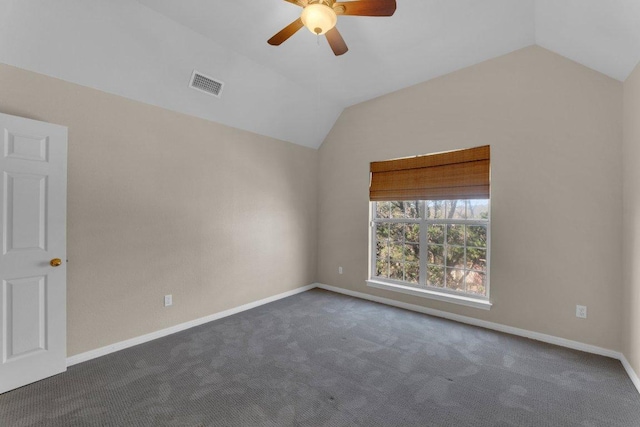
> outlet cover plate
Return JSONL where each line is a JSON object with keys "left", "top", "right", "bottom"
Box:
{"left": 576, "top": 305, "right": 587, "bottom": 319}
{"left": 164, "top": 294, "right": 173, "bottom": 307}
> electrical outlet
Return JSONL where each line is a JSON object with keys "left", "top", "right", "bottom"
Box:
{"left": 338, "top": 266, "right": 343, "bottom": 274}
{"left": 576, "top": 305, "right": 587, "bottom": 319}
{"left": 164, "top": 294, "right": 173, "bottom": 307}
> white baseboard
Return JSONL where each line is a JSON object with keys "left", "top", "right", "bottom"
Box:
{"left": 620, "top": 354, "right": 640, "bottom": 395}
{"left": 315, "top": 283, "right": 621, "bottom": 359}
{"left": 66, "top": 283, "right": 317, "bottom": 367}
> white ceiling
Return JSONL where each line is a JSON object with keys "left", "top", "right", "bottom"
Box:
{"left": 1, "top": 0, "right": 639, "bottom": 149}
{"left": 138, "top": 0, "right": 536, "bottom": 107}
{"left": 536, "top": 0, "right": 640, "bottom": 82}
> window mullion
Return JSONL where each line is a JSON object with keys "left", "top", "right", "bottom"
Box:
{"left": 443, "top": 222, "right": 448, "bottom": 289}
{"left": 386, "top": 223, "right": 391, "bottom": 278}
{"left": 371, "top": 202, "right": 376, "bottom": 279}
{"left": 463, "top": 224, "right": 467, "bottom": 293}
{"left": 402, "top": 221, "right": 406, "bottom": 282}
{"left": 419, "top": 218, "right": 427, "bottom": 287}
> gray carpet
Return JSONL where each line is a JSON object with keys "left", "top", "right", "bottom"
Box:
{"left": 1, "top": 289, "right": 640, "bottom": 426}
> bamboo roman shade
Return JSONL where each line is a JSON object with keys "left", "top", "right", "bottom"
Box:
{"left": 369, "top": 145, "right": 490, "bottom": 201}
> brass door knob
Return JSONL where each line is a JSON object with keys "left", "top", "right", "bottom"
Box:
{"left": 50, "top": 258, "right": 62, "bottom": 267}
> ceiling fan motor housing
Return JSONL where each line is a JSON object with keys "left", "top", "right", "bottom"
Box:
{"left": 301, "top": 1, "right": 338, "bottom": 35}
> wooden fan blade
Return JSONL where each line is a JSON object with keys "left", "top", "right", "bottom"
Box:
{"left": 326, "top": 27, "right": 348, "bottom": 56}
{"left": 283, "top": 0, "right": 306, "bottom": 7}
{"left": 268, "top": 18, "right": 304, "bottom": 46}
{"left": 334, "top": 0, "right": 396, "bottom": 16}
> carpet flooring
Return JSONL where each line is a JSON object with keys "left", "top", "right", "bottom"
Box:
{"left": 1, "top": 289, "right": 640, "bottom": 426}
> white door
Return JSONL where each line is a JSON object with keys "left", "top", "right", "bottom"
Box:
{"left": 0, "top": 113, "right": 67, "bottom": 394}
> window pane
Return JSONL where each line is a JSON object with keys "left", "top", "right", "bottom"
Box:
{"left": 446, "top": 246, "right": 465, "bottom": 268}
{"left": 445, "top": 200, "right": 466, "bottom": 219}
{"left": 446, "top": 268, "right": 465, "bottom": 291}
{"left": 376, "top": 258, "right": 389, "bottom": 278}
{"left": 428, "top": 224, "right": 444, "bottom": 244}
{"left": 467, "top": 200, "right": 489, "bottom": 220}
{"left": 390, "top": 223, "right": 404, "bottom": 242}
{"left": 376, "top": 202, "right": 391, "bottom": 219}
{"left": 446, "top": 224, "right": 465, "bottom": 245}
{"left": 404, "top": 243, "right": 419, "bottom": 262}
{"left": 405, "top": 262, "right": 419, "bottom": 284}
{"left": 376, "top": 223, "right": 390, "bottom": 242}
{"left": 405, "top": 223, "right": 420, "bottom": 243}
{"left": 466, "top": 225, "right": 487, "bottom": 248}
{"left": 404, "top": 201, "right": 420, "bottom": 219}
{"left": 390, "top": 201, "right": 405, "bottom": 218}
{"left": 376, "top": 240, "right": 388, "bottom": 259}
{"left": 428, "top": 265, "right": 445, "bottom": 288}
{"left": 466, "top": 248, "right": 487, "bottom": 272}
{"left": 465, "top": 271, "right": 486, "bottom": 295}
{"left": 389, "top": 261, "right": 403, "bottom": 280}
{"left": 389, "top": 241, "right": 404, "bottom": 262}
{"left": 427, "top": 244, "right": 444, "bottom": 265}
{"left": 426, "top": 201, "right": 445, "bottom": 219}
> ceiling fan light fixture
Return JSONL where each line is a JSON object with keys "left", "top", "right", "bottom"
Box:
{"left": 301, "top": 3, "right": 337, "bottom": 35}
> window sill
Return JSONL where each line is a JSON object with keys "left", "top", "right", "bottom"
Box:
{"left": 366, "top": 280, "right": 492, "bottom": 310}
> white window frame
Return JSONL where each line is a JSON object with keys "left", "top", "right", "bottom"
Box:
{"left": 367, "top": 200, "right": 492, "bottom": 310}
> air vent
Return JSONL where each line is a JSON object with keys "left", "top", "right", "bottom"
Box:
{"left": 189, "top": 70, "right": 224, "bottom": 98}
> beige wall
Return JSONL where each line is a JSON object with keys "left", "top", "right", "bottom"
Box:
{"left": 318, "top": 46, "right": 623, "bottom": 350}
{"left": 623, "top": 62, "right": 640, "bottom": 372}
{"left": 0, "top": 63, "right": 318, "bottom": 356}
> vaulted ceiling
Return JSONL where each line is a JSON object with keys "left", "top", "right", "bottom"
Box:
{"left": 1, "top": 0, "right": 639, "bottom": 148}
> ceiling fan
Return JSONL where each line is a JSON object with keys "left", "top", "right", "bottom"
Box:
{"left": 268, "top": 0, "right": 397, "bottom": 56}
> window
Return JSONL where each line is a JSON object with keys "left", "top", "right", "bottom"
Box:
{"left": 370, "top": 199, "right": 490, "bottom": 307}
{"left": 367, "top": 146, "right": 491, "bottom": 309}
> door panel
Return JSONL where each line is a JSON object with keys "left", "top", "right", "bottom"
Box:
{"left": 0, "top": 113, "right": 67, "bottom": 394}
{"left": 4, "top": 173, "right": 48, "bottom": 252}
{"left": 3, "top": 276, "right": 47, "bottom": 361}
{"left": 5, "top": 132, "right": 49, "bottom": 162}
